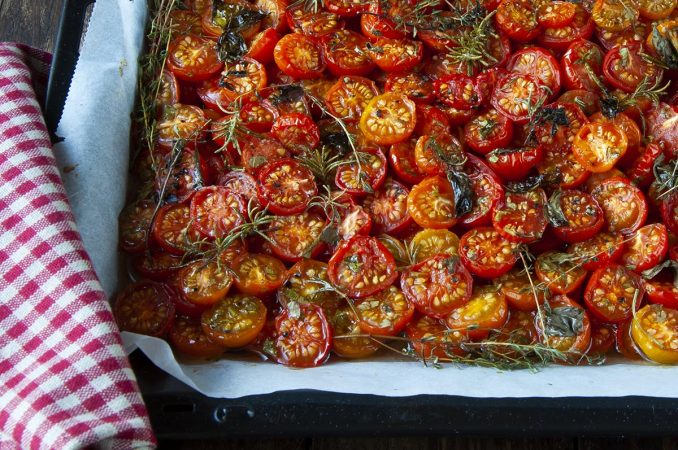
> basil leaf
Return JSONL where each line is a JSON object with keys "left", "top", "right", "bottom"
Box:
{"left": 543, "top": 306, "right": 584, "bottom": 338}
{"left": 447, "top": 170, "right": 474, "bottom": 217}
{"left": 217, "top": 30, "right": 247, "bottom": 63}
{"left": 546, "top": 189, "right": 569, "bottom": 228}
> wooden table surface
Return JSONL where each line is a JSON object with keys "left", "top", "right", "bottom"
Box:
{"left": 3, "top": 1, "right": 677, "bottom": 449}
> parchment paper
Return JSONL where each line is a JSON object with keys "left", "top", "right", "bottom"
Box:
{"left": 57, "top": 0, "right": 678, "bottom": 400}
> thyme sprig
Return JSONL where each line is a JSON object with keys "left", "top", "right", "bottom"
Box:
{"left": 135, "top": 0, "right": 179, "bottom": 169}
{"left": 183, "top": 199, "right": 275, "bottom": 263}
{"left": 652, "top": 154, "right": 678, "bottom": 201}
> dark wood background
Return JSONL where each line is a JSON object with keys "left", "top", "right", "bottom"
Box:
{"left": 2, "top": 1, "right": 677, "bottom": 449}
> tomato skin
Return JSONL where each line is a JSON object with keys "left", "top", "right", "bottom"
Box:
{"left": 257, "top": 159, "right": 317, "bottom": 215}
{"left": 405, "top": 315, "right": 468, "bottom": 360}
{"left": 572, "top": 122, "right": 628, "bottom": 173}
{"left": 603, "top": 42, "right": 664, "bottom": 94}
{"left": 535, "top": 251, "right": 588, "bottom": 295}
{"left": 506, "top": 47, "right": 561, "bottom": 98}
{"left": 273, "top": 33, "right": 325, "bottom": 79}
{"left": 631, "top": 304, "right": 678, "bottom": 364}
{"left": 202, "top": 295, "right": 267, "bottom": 348}
{"left": 401, "top": 255, "right": 474, "bottom": 319}
{"left": 459, "top": 227, "right": 518, "bottom": 278}
{"left": 267, "top": 212, "right": 326, "bottom": 262}
{"left": 189, "top": 186, "right": 244, "bottom": 239}
{"left": 538, "top": 4, "right": 594, "bottom": 52}
{"left": 274, "top": 304, "right": 332, "bottom": 367}
{"left": 389, "top": 140, "right": 426, "bottom": 185}
{"left": 537, "top": 1, "right": 576, "bottom": 28}
{"left": 152, "top": 203, "right": 200, "bottom": 255}
{"left": 170, "top": 316, "right": 225, "bottom": 359}
{"left": 114, "top": 281, "right": 176, "bottom": 337}
{"left": 363, "top": 178, "right": 412, "bottom": 235}
{"left": 132, "top": 248, "right": 183, "bottom": 281}
{"left": 460, "top": 155, "right": 505, "bottom": 228}
{"left": 621, "top": 223, "right": 669, "bottom": 272}
{"left": 646, "top": 281, "right": 678, "bottom": 309}
{"left": 179, "top": 258, "right": 234, "bottom": 306}
{"left": 589, "top": 320, "right": 616, "bottom": 355}
{"left": 551, "top": 190, "right": 605, "bottom": 244}
{"left": 338, "top": 205, "right": 372, "bottom": 240}
{"left": 627, "top": 143, "right": 665, "bottom": 187}
{"left": 491, "top": 73, "right": 549, "bottom": 123}
{"left": 355, "top": 285, "right": 414, "bottom": 335}
{"left": 446, "top": 286, "right": 509, "bottom": 340}
{"left": 367, "top": 38, "right": 423, "bottom": 73}
{"left": 661, "top": 192, "right": 678, "bottom": 236}
{"left": 325, "top": 0, "right": 370, "bottom": 16}
{"left": 325, "top": 75, "right": 379, "bottom": 122}
{"left": 334, "top": 147, "right": 387, "bottom": 195}
{"left": 327, "top": 236, "right": 398, "bottom": 298}
{"left": 568, "top": 232, "right": 626, "bottom": 271}
{"left": 118, "top": 200, "right": 155, "bottom": 253}
{"left": 407, "top": 176, "right": 458, "bottom": 229}
{"left": 385, "top": 72, "right": 434, "bottom": 105}
{"left": 591, "top": 177, "right": 648, "bottom": 235}
{"left": 330, "top": 308, "right": 379, "bottom": 359}
{"left": 492, "top": 189, "right": 548, "bottom": 244}
{"left": 536, "top": 295, "right": 592, "bottom": 355}
{"left": 410, "top": 229, "right": 460, "bottom": 262}
{"left": 584, "top": 264, "right": 645, "bottom": 323}
{"left": 497, "top": 269, "right": 545, "bottom": 311}
{"left": 247, "top": 28, "right": 281, "bottom": 65}
{"left": 167, "top": 34, "right": 222, "bottom": 82}
{"left": 558, "top": 90, "right": 600, "bottom": 116}
{"left": 232, "top": 253, "right": 287, "bottom": 296}
{"left": 271, "top": 113, "right": 320, "bottom": 154}
{"left": 561, "top": 40, "right": 604, "bottom": 92}
{"left": 464, "top": 109, "right": 514, "bottom": 155}
{"left": 256, "top": 0, "right": 288, "bottom": 32}
{"left": 435, "top": 74, "right": 483, "bottom": 110}
{"left": 322, "top": 30, "right": 375, "bottom": 77}
{"left": 157, "top": 105, "right": 207, "bottom": 149}
{"left": 360, "top": 93, "right": 417, "bottom": 146}
{"left": 484, "top": 145, "right": 543, "bottom": 181}
{"left": 495, "top": 0, "right": 541, "bottom": 43}
{"left": 202, "top": 0, "right": 261, "bottom": 39}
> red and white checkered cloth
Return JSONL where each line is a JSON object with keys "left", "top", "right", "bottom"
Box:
{"left": 0, "top": 43, "right": 156, "bottom": 449}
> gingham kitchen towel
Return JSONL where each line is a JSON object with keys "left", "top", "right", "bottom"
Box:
{"left": 0, "top": 43, "right": 156, "bottom": 449}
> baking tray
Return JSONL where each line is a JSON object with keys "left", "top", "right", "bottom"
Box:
{"left": 44, "top": 0, "right": 678, "bottom": 439}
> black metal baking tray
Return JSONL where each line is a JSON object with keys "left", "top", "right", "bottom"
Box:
{"left": 45, "top": 0, "right": 678, "bottom": 439}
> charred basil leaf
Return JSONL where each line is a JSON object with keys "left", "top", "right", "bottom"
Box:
{"left": 543, "top": 306, "right": 584, "bottom": 338}
{"left": 446, "top": 170, "right": 474, "bottom": 218}
{"left": 505, "top": 174, "right": 544, "bottom": 193}
{"left": 269, "top": 84, "right": 306, "bottom": 106}
{"left": 525, "top": 105, "right": 570, "bottom": 144}
{"left": 228, "top": 9, "right": 268, "bottom": 31}
{"left": 546, "top": 189, "right": 569, "bottom": 228}
{"left": 651, "top": 25, "right": 678, "bottom": 70}
{"left": 217, "top": 31, "right": 247, "bottom": 63}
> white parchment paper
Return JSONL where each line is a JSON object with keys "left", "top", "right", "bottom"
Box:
{"left": 57, "top": 0, "right": 678, "bottom": 400}
{"left": 54, "top": 0, "right": 148, "bottom": 296}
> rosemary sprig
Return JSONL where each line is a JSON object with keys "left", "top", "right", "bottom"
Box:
{"left": 583, "top": 63, "right": 671, "bottom": 119}
{"left": 296, "top": 146, "right": 346, "bottom": 185}
{"left": 444, "top": 8, "right": 498, "bottom": 76}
